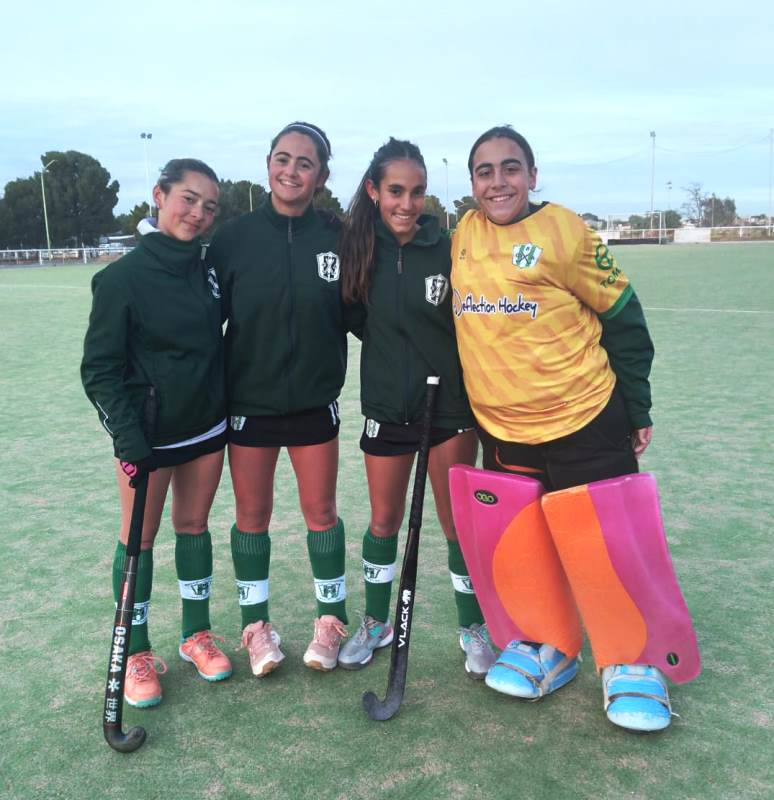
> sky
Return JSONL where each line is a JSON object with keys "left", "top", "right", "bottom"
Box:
{"left": 2, "top": 0, "right": 772, "bottom": 219}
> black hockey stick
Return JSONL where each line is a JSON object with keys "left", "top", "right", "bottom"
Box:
{"left": 103, "top": 387, "right": 156, "bottom": 753}
{"left": 362, "top": 376, "right": 439, "bottom": 721}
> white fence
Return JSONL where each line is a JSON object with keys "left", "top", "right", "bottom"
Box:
{"left": 598, "top": 225, "right": 774, "bottom": 245}
{"left": 0, "top": 247, "right": 134, "bottom": 266}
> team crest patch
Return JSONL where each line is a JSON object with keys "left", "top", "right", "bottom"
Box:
{"left": 230, "top": 416, "right": 247, "bottom": 431}
{"left": 316, "top": 251, "right": 340, "bottom": 282}
{"left": 512, "top": 243, "right": 543, "bottom": 269}
{"left": 425, "top": 274, "right": 449, "bottom": 306}
{"left": 207, "top": 266, "right": 221, "bottom": 298}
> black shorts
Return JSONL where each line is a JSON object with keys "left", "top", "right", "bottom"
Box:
{"left": 478, "top": 388, "right": 638, "bottom": 491}
{"left": 114, "top": 430, "right": 227, "bottom": 469}
{"left": 228, "top": 403, "right": 340, "bottom": 448}
{"left": 359, "top": 418, "right": 471, "bottom": 457}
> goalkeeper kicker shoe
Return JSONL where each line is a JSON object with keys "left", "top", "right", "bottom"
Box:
{"left": 338, "top": 615, "right": 393, "bottom": 670}
{"left": 124, "top": 651, "right": 167, "bottom": 708}
{"left": 459, "top": 623, "right": 496, "bottom": 679}
{"left": 602, "top": 664, "right": 672, "bottom": 732}
{"left": 485, "top": 641, "right": 578, "bottom": 699}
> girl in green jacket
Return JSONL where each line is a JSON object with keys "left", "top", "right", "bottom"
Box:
{"left": 82, "top": 159, "right": 232, "bottom": 709}
{"left": 208, "top": 122, "right": 349, "bottom": 675}
{"left": 337, "top": 138, "right": 495, "bottom": 678}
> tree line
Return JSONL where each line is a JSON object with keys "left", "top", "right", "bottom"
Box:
{"left": 0, "top": 152, "right": 747, "bottom": 249}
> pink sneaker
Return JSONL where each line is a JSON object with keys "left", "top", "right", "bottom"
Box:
{"left": 125, "top": 651, "right": 167, "bottom": 708}
{"left": 179, "top": 631, "right": 232, "bottom": 682}
{"left": 241, "top": 621, "right": 284, "bottom": 677}
{"left": 303, "top": 615, "right": 347, "bottom": 671}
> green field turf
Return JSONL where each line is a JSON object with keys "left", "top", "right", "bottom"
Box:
{"left": 1, "top": 243, "right": 772, "bottom": 800}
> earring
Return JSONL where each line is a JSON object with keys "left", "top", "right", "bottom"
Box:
{"left": 373, "top": 198, "right": 379, "bottom": 209}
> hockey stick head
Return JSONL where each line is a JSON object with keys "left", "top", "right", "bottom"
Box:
{"left": 362, "top": 688, "right": 402, "bottom": 721}
{"left": 104, "top": 724, "right": 147, "bottom": 753}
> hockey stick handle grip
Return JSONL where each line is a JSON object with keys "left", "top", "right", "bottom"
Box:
{"left": 124, "top": 387, "right": 156, "bottom": 558}
{"left": 407, "top": 377, "right": 439, "bottom": 534}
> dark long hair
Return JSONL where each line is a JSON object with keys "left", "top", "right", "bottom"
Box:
{"left": 157, "top": 158, "right": 219, "bottom": 193}
{"left": 340, "top": 137, "right": 426, "bottom": 304}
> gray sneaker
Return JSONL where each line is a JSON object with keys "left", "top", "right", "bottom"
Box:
{"left": 459, "top": 623, "right": 497, "bottom": 679}
{"left": 338, "top": 615, "right": 393, "bottom": 670}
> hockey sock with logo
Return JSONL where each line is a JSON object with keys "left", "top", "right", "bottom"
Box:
{"left": 175, "top": 531, "right": 213, "bottom": 640}
{"left": 112, "top": 541, "right": 153, "bottom": 656}
{"left": 230, "top": 524, "right": 271, "bottom": 627}
{"left": 447, "top": 539, "right": 485, "bottom": 627}
{"left": 306, "top": 518, "right": 348, "bottom": 624}
{"left": 362, "top": 528, "right": 398, "bottom": 623}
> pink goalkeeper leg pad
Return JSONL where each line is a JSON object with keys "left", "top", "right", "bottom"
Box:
{"left": 542, "top": 473, "right": 701, "bottom": 684}
{"left": 449, "top": 466, "right": 582, "bottom": 656}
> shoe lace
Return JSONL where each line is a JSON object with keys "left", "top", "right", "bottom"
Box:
{"left": 189, "top": 630, "right": 226, "bottom": 656}
{"left": 315, "top": 617, "right": 347, "bottom": 647}
{"left": 128, "top": 651, "right": 168, "bottom": 680}
{"left": 462, "top": 625, "right": 491, "bottom": 654}
{"left": 240, "top": 622, "right": 273, "bottom": 651}
{"left": 352, "top": 613, "right": 380, "bottom": 645}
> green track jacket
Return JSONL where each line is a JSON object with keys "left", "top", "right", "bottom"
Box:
{"left": 353, "top": 215, "right": 474, "bottom": 429}
{"left": 81, "top": 231, "right": 225, "bottom": 462}
{"left": 208, "top": 196, "right": 347, "bottom": 416}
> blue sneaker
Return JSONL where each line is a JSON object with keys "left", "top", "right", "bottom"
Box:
{"left": 485, "top": 641, "right": 578, "bottom": 699}
{"left": 602, "top": 664, "right": 672, "bottom": 732}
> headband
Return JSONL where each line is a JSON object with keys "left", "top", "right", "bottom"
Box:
{"left": 278, "top": 123, "right": 331, "bottom": 158}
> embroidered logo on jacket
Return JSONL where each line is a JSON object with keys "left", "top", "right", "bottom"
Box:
{"left": 425, "top": 274, "right": 449, "bottom": 306}
{"left": 316, "top": 252, "right": 340, "bottom": 282}
{"left": 512, "top": 243, "right": 543, "bottom": 269}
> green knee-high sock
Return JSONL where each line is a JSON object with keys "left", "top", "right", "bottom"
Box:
{"left": 447, "top": 539, "right": 484, "bottom": 628}
{"left": 362, "top": 528, "right": 398, "bottom": 623}
{"left": 230, "top": 524, "right": 271, "bottom": 628}
{"left": 175, "top": 531, "right": 213, "bottom": 640}
{"left": 112, "top": 542, "right": 154, "bottom": 657}
{"left": 306, "top": 518, "right": 348, "bottom": 624}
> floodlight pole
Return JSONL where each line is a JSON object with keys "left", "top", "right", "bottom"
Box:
{"left": 666, "top": 180, "right": 672, "bottom": 212}
{"left": 40, "top": 158, "right": 56, "bottom": 252}
{"left": 249, "top": 183, "right": 256, "bottom": 212}
{"left": 768, "top": 128, "right": 772, "bottom": 234}
{"left": 649, "top": 131, "right": 656, "bottom": 230}
{"left": 442, "top": 158, "right": 450, "bottom": 229}
{"left": 141, "top": 133, "right": 153, "bottom": 213}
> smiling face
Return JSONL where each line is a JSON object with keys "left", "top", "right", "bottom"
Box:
{"left": 153, "top": 171, "right": 219, "bottom": 240}
{"left": 366, "top": 158, "right": 427, "bottom": 245}
{"left": 470, "top": 137, "right": 537, "bottom": 225}
{"left": 267, "top": 131, "right": 328, "bottom": 216}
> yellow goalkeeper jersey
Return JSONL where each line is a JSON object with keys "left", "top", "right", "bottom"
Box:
{"left": 451, "top": 203, "right": 633, "bottom": 444}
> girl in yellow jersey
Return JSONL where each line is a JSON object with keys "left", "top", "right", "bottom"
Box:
{"left": 451, "top": 126, "right": 686, "bottom": 732}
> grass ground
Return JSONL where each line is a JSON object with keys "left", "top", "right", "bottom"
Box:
{"left": 1, "top": 243, "right": 772, "bottom": 799}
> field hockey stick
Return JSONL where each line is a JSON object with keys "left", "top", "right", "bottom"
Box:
{"left": 362, "top": 376, "right": 439, "bottom": 721}
{"left": 103, "top": 387, "right": 156, "bottom": 753}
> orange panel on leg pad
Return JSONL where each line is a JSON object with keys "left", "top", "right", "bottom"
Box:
{"left": 449, "top": 465, "right": 583, "bottom": 656}
{"left": 542, "top": 473, "right": 700, "bottom": 684}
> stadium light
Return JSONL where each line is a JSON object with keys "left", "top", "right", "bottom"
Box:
{"left": 442, "top": 157, "right": 450, "bottom": 229}
{"left": 141, "top": 133, "right": 153, "bottom": 213}
{"left": 40, "top": 159, "right": 56, "bottom": 252}
{"left": 666, "top": 181, "right": 673, "bottom": 212}
{"left": 649, "top": 132, "right": 656, "bottom": 225}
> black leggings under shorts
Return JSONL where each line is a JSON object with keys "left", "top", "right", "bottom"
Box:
{"left": 227, "top": 403, "right": 340, "bottom": 448}
{"left": 478, "top": 388, "right": 639, "bottom": 491}
{"left": 359, "top": 418, "right": 472, "bottom": 457}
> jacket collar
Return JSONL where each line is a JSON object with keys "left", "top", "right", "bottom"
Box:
{"left": 375, "top": 214, "right": 441, "bottom": 248}
{"left": 260, "top": 193, "right": 318, "bottom": 233}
